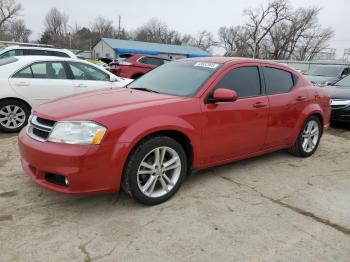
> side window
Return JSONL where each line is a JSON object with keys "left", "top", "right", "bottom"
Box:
{"left": 146, "top": 57, "right": 162, "bottom": 66}
{"left": 50, "top": 51, "right": 70, "bottom": 58}
{"left": 13, "top": 66, "right": 33, "bottom": 78}
{"left": 31, "top": 62, "right": 47, "bottom": 78}
{"left": 342, "top": 68, "right": 350, "bottom": 76}
{"left": 214, "top": 66, "right": 261, "bottom": 98}
{"left": 138, "top": 57, "right": 148, "bottom": 64}
{"left": 69, "top": 62, "right": 110, "bottom": 81}
{"left": 0, "top": 50, "right": 16, "bottom": 59}
{"left": 28, "top": 49, "right": 48, "bottom": 56}
{"left": 50, "top": 62, "right": 68, "bottom": 79}
{"left": 15, "top": 49, "right": 24, "bottom": 56}
{"left": 263, "top": 67, "right": 294, "bottom": 94}
{"left": 30, "top": 62, "right": 68, "bottom": 79}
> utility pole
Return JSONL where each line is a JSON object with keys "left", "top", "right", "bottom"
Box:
{"left": 118, "top": 15, "right": 121, "bottom": 38}
{"left": 69, "top": 32, "right": 72, "bottom": 49}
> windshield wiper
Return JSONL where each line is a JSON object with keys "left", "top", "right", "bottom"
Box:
{"left": 130, "top": 87, "right": 160, "bottom": 93}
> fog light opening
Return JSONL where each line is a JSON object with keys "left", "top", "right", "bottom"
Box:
{"left": 65, "top": 178, "right": 69, "bottom": 186}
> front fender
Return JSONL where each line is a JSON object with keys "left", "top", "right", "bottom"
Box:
{"left": 115, "top": 114, "right": 200, "bottom": 163}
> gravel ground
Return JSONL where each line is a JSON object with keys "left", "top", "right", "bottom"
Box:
{"left": 0, "top": 124, "right": 350, "bottom": 262}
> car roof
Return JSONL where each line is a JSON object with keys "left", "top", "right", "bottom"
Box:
{"left": 313, "top": 64, "right": 348, "bottom": 68}
{"left": 128, "top": 54, "right": 170, "bottom": 59}
{"left": 2, "top": 45, "right": 69, "bottom": 52}
{"left": 12, "top": 55, "right": 80, "bottom": 62}
{"left": 179, "top": 56, "right": 288, "bottom": 67}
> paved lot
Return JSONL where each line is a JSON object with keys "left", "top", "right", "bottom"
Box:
{"left": 1, "top": 125, "right": 350, "bottom": 262}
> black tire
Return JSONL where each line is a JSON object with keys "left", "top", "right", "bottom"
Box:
{"left": 122, "top": 136, "right": 187, "bottom": 205}
{"left": 0, "top": 99, "right": 31, "bottom": 133}
{"left": 288, "top": 116, "right": 322, "bottom": 157}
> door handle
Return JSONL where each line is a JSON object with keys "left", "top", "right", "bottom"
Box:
{"left": 296, "top": 96, "right": 306, "bottom": 101}
{"left": 253, "top": 101, "right": 267, "bottom": 108}
{"left": 16, "top": 82, "right": 29, "bottom": 87}
{"left": 75, "top": 84, "right": 87, "bottom": 88}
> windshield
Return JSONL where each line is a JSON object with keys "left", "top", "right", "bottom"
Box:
{"left": 306, "top": 65, "right": 342, "bottom": 77}
{"left": 334, "top": 75, "right": 350, "bottom": 88}
{"left": 127, "top": 61, "right": 221, "bottom": 97}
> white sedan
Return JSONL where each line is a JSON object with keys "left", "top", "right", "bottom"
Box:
{"left": 0, "top": 56, "right": 133, "bottom": 132}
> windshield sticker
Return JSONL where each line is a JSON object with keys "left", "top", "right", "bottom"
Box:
{"left": 194, "top": 62, "right": 219, "bottom": 69}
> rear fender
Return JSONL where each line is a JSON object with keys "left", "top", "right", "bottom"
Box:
{"left": 288, "top": 103, "right": 324, "bottom": 145}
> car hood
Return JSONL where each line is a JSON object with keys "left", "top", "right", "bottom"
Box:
{"left": 325, "top": 86, "right": 350, "bottom": 99}
{"left": 304, "top": 75, "right": 338, "bottom": 85}
{"left": 33, "top": 88, "right": 186, "bottom": 121}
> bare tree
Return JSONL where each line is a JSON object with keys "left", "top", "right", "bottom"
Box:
{"left": 8, "top": 19, "right": 31, "bottom": 41}
{"left": 44, "top": 7, "right": 69, "bottom": 40}
{"left": 185, "top": 30, "right": 217, "bottom": 52}
{"left": 268, "top": 7, "right": 321, "bottom": 59}
{"left": 295, "top": 27, "right": 334, "bottom": 60}
{"left": 218, "top": 26, "right": 251, "bottom": 56}
{"left": 91, "top": 16, "right": 114, "bottom": 38}
{"left": 244, "top": 0, "right": 289, "bottom": 58}
{"left": 134, "top": 18, "right": 182, "bottom": 44}
{"left": 219, "top": 0, "right": 334, "bottom": 60}
{"left": 0, "top": 0, "right": 21, "bottom": 32}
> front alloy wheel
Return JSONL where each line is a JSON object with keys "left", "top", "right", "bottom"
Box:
{"left": 137, "top": 146, "right": 181, "bottom": 198}
{"left": 0, "top": 100, "right": 30, "bottom": 133}
{"left": 123, "top": 136, "right": 187, "bottom": 205}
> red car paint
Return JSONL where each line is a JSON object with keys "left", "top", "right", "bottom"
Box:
{"left": 18, "top": 57, "right": 331, "bottom": 194}
{"left": 109, "top": 54, "right": 170, "bottom": 79}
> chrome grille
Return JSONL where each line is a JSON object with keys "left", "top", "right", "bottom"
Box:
{"left": 26, "top": 115, "right": 56, "bottom": 142}
{"left": 331, "top": 99, "right": 350, "bottom": 110}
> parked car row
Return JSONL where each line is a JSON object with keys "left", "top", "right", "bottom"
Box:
{"left": 16, "top": 57, "right": 331, "bottom": 205}
{"left": 304, "top": 64, "right": 350, "bottom": 86}
{"left": 101, "top": 53, "right": 170, "bottom": 79}
{"left": 0, "top": 56, "right": 132, "bottom": 132}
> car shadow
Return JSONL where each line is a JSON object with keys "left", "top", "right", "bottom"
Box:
{"left": 328, "top": 122, "right": 350, "bottom": 139}
{"left": 30, "top": 149, "right": 288, "bottom": 212}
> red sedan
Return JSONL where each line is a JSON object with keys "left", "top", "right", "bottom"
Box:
{"left": 109, "top": 54, "right": 170, "bottom": 79}
{"left": 18, "top": 57, "right": 331, "bottom": 205}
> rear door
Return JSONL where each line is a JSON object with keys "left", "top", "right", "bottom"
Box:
{"left": 67, "top": 61, "right": 112, "bottom": 92}
{"left": 9, "top": 61, "right": 74, "bottom": 106}
{"left": 262, "top": 65, "right": 307, "bottom": 147}
{"left": 200, "top": 64, "right": 269, "bottom": 164}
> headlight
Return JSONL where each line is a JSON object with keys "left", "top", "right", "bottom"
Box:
{"left": 48, "top": 121, "right": 107, "bottom": 145}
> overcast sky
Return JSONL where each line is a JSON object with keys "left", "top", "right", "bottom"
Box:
{"left": 20, "top": 0, "right": 350, "bottom": 58}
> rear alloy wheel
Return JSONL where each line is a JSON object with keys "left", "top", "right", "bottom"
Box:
{"left": 288, "top": 116, "right": 321, "bottom": 157}
{"left": 122, "top": 136, "right": 187, "bottom": 205}
{"left": 0, "top": 100, "right": 30, "bottom": 133}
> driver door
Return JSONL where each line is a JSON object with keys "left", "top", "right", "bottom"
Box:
{"left": 200, "top": 64, "right": 269, "bottom": 164}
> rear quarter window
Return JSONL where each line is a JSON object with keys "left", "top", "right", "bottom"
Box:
{"left": 263, "top": 67, "right": 294, "bottom": 94}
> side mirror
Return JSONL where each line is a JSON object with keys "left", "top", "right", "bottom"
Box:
{"left": 209, "top": 88, "right": 238, "bottom": 103}
{"left": 110, "top": 75, "right": 119, "bottom": 82}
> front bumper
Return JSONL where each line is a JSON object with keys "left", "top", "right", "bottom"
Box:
{"left": 18, "top": 129, "right": 129, "bottom": 194}
{"left": 331, "top": 100, "right": 350, "bottom": 123}
{"left": 331, "top": 109, "right": 350, "bottom": 123}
